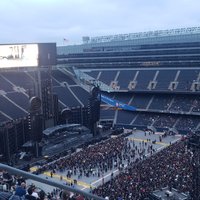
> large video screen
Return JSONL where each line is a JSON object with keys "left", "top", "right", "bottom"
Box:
{"left": 0, "top": 44, "right": 39, "bottom": 68}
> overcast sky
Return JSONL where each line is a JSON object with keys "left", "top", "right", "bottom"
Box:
{"left": 0, "top": 0, "right": 200, "bottom": 46}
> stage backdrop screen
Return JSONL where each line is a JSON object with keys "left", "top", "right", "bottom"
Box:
{"left": 0, "top": 44, "right": 39, "bottom": 68}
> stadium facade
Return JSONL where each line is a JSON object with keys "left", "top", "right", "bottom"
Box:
{"left": 0, "top": 27, "right": 200, "bottom": 162}
{"left": 57, "top": 26, "right": 200, "bottom": 133}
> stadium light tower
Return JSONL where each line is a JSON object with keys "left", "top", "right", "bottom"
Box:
{"left": 187, "top": 133, "right": 200, "bottom": 200}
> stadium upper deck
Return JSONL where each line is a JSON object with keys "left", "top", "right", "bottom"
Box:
{"left": 57, "top": 26, "right": 200, "bottom": 54}
{"left": 55, "top": 27, "right": 200, "bottom": 135}
{"left": 57, "top": 27, "right": 200, "bottom": 69}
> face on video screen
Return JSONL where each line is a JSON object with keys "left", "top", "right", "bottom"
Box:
{"left": 0, "top": 44, "right": 39, "bottom": 68}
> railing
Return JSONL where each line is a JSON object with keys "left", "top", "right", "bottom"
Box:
{"left": 0, "top": 164, "right": 105, "bottom": 200}
{"left": 73, "top": 68, "right": 114, "bottom": 92}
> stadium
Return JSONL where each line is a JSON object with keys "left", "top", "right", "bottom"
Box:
{"left": 0, "top": 27, "right": 200, "bottom": 200}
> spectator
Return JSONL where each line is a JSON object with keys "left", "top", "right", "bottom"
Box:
{"left": 25, "top": 186, "right": 37, "bottom": 200}
{"left": 61, "top": 190, "right": 70, "bottom": 200}
{"left": 15, "top": 182, "right": 26, "bottom": 197}
{"left": 38, "top": 190, "right": 46, "bottom": 200}
{"left": 31, "top": 186, "right": 39, "bottom": 199}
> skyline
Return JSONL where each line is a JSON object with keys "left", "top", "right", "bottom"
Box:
{"left": 0, "top": 0, "right": 200, "bottom": 46}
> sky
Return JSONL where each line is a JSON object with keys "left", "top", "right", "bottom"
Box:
{"left": 0, "top": 0, "right": 200, "bottom": 46}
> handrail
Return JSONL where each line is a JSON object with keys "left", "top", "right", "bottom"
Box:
{"left": 0, "top": 164, "right": 105, "bottom": 200}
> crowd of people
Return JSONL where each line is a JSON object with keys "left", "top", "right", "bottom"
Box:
{"left": 0, "top": 171, "right": 86, "bottom": 200}
{"left": 0, "top": 172, "right": 46, "bottom": 200}
{"left": 36, "top": 135, "right": 142, "bottom": 179}
{"left": 175, "top": 117, "right": 199, "bottom": 132}
{"left": 35, "top": 131, "right": 160, "bottom": 185}
{"left": 93, "top": 140, "right": 193, "bottom": 200}
{"left": 153, "top": 115, "right": 177, "bottom": 128}
{"left": 0, "top": 131, "right": 194, "bottom": 200}
{"left": 131, "top": 111, "right": 199, "bottom": 133}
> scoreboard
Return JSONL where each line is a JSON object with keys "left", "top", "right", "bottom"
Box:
{"left": 0, "top": 43, "right": 56, "bottom": 68}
